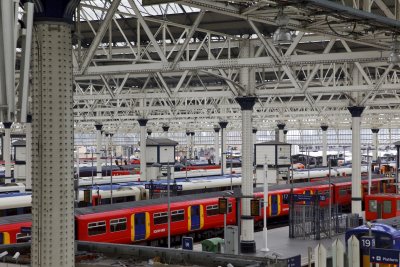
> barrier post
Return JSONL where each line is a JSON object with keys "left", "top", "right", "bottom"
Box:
{"left": 314, "top": 243, "right": 327, "bottom": 267}
{"left": 332, "top": 238, "right": 344, "bottom": 267}
{"left": 347, "top": 235, "right": 360, "bottom": 267}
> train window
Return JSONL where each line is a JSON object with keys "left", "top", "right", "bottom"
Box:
{"left": 384, "top": 201, "right": 392, "bottom": 213}
{"left": 110, "top": 218, "right": 127, "bottom": 232}
{"left": 154, "top": 212, "right": 168, "bottom": 225}
{"left": 88, "top": 221, "right": 106, "bottom": 236}
{"left": 339, "top": 189, "right": 347, "bottom": 196}
{"left": 228, "top": 203, "right": 232, "bottom": 213}
{"left": 206, "top": 205, "right": 219, "bottom": 216}
{"left": 171, "top": 210, "right": 184, "bottom": 222}
{"left": 16, "top": 233, "right": 31, "bottom": 243}
{"left": 397, "top": 200, "right": 400, "bottom": 211}
{"left": 369, "top": 200, "right": 377, "bottom": 212}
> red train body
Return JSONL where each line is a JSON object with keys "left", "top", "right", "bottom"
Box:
{"left": 365, "top": 194, "right": 400, "bottom": 221}
{"left": 0, "top": 176, "right": 395, "bottom": 246}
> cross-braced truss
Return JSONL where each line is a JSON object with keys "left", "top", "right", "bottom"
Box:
{"left": 69, "top": 0, "right": 400, "bottom": 134}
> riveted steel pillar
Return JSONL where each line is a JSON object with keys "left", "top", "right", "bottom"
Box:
{"left": 321, "top": 125, "right": 329, "bottom": 166}
{"left": 95, "top": 124, "right": 103, "bottom": 176}
{"left": 277, "top": 123, "right": 285, "bottom": 142}
{"left": 348, "top": 106, "right": 364, "bottom": 215}
{"left": 138, "top": 119, "right": 148, "bottom": 181}
{"left": 2, "top": 122, "right": 12, "bottom": 182}
{"left": 213, "top": 127, "right": 220, "bottom": 165}
{"left": 371, "top": 128, "right": 379, "bottom": 161}
{"left": 219, "top": 121, "right": 228, "bottom": 175}
{"left": 31, "top": 22, "right": 75, "bottom": 267}
{"left": 236, "top": 96, "right": 257, "bottom": 253}
{"left": 26, "top": 115, "right": 32, "bottom": 190}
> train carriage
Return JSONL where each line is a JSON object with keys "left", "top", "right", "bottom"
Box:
{"left": 0, "top": 176, "right": 396, "bottom": 246}
{"left": 365, "top": 194, "right": 400, "bottom": 221}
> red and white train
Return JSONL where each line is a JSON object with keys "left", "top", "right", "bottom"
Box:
{"left": 0, "top": 176, "right": 395, "bottom": 245}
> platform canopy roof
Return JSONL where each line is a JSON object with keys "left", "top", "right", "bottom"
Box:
{"left": 9, "top": 0, "right": 400, "bottom": 134}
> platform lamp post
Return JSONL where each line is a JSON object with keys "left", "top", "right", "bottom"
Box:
{"left": 219, "top": 121, "right": 228, "bottom": 176}
{"left": 261, "top": 158, "right": 269, "bottom": 252}
{"left": 394, "top": 141, "right": 400, "bottom": 194}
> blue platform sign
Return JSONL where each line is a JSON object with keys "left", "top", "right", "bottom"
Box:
{"left": 145, "top": 183, "right": 182, "bottom": 191}
{"left": 182, "top": 236, "right": 193, "bottom": 250}
{"left": 20, "top": 227, "right": 31, "bottom": 234}
{"left": 287, "top": 255, "right": 301, "bottom": 267}
{"left": 370, "top": 248, "right": 400, "bottom": 264}
{"left": 360, "top": 236, "right": 375, "bottom": 249}
{"left": 293, "top": 194, "right": 314, "bottom": 202}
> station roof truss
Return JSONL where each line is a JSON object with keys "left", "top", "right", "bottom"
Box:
{"left": 15, "top": 0, "right": 400, "bottom": 134}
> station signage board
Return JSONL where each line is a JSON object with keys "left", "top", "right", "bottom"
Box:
{"left": 182, "top": 236, "right": 193, "bottom": 250}
{"left": 145, "top": 183, "right": 182, "bottom": 191}
{"left": 287, "top": 255, "right": 301, "bottom": 267}
{"left": 370, "top": 248, "right": 400, "bottom": 264}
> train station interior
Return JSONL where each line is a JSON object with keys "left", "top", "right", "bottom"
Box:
{"left": 0, "top": 0, "right": 400, "bottom": 266}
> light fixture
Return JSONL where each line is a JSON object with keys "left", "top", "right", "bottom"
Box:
{"left": 272, "top": 8, "right": 294, "bottom": 44}
{"left": 389, "top": 38, "right": 400, "bottom": 63}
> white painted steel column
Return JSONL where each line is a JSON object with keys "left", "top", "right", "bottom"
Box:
{"left": 190, "top": 132, "right": 195, "bottom": 159}
{"left": 277, "top": 123, "right": 285, "bottom": 142}
{"left": 25, "top": 115, "right": 32, "bottom": 190}
{"left": 371, "top": 128, "right": 379, "bottom": 161}
{"left": 321, "top": 125, "right": 328, "bottom": 166}
{"left": 138, "top": 119, "right": 148, "bottom": 181}
{"left": 348, "top": 106, "right": 364, "bottom": 215}
{"left": 219, "top": 121, "right": 228, "bottom": 175}
{"left": 213, "top": 127, "right": 220, "bottom": 165}
{"left": 95, "top": 124, "right": 103, "bottom": 176}
{"left": 283, "top": 130, "right": 288, "bottom": 143}
{"left": 252, "top": 128, "right": 257, "bottom": 166}
{"left": 31, "top": 22, "right": 75, "bottom": 267}
{"left": 186, "top": 131, "right": 191, "bottom": 159}
{"left": 3, "top": 122, "right": 12, "bottom": 181}
{"left": 236, "top": 96, "right": 257, "bottom": 253}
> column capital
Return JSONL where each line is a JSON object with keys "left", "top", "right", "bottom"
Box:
{"left": 219, "top": 121, "right": 228, "bottom": 129}
{"left": 2, "top": 122, "right": 12, "bottom": 129}
{"left": 371, "top": 128, "right": 380, "bottom": 134}
{"left": 94, "top": 124, "right": 103, "bottom": 131}
{"left": 147, "top": 129, "right": 152, "bottom": 136}
{"left": 186, "top": 131, "right": 190, "bottom": 136}
{"left": 26, "top": 114, "right": 32, "bottom": 123}
{"left": 109, "top": 133, "right": 114, "bottom": 138}
{"left": 137, "top": 118, "right": 148, "bottom": 127}
{"left": 347, "top": 106, "right": 365, "bottom": 117}
{"left": 235, "top": 96, "right": 257, "bottom": 110}
{"left": 105, "top": 132, "right": 110, "bottom": 137}
{"left": 283, "top": 130, "right": 288, "bottom": 135}
{"left": 162, "top": 125, "right": 169, "bottom": 132}
{"left": 213, "top": 127, "right": 220, "bottom": 133}
{"left": 190, "top": 132, "right": 195, "bottom": 136}
{"left": 320, "top": 125, "right": 328, "bottom": 131}
{"left": 277, "top": 123, "right": 286, "bottom": 130}
{"left": 252, "top": 128, "right": 258, "bottom": 134}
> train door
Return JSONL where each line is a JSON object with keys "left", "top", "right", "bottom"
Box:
{"left": 188, "top": 205, "right": 203, "bottom": 231}
{"left": 191, "top": 205, "right": 200, "bottom": 230}
{"left": 0, "top": 233, "right": 10, "bottom": 244}
{"left": 304, "top": 190, "right": 312, "bottom": 205}
{"left": 131, "top": 212, "right": 149, "bottom": 241}
{"left": 377, "top": 202, "right": 383, "bottom": 219}
{"left": 269, "top": 194, "right": 279, "bottom": 216}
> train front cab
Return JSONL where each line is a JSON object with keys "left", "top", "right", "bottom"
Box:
{"left": 366, "top": 194, "right": 400, "bottom": 221}
{"left": 346, "top": 224, "right": 400, "bottom": 267}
